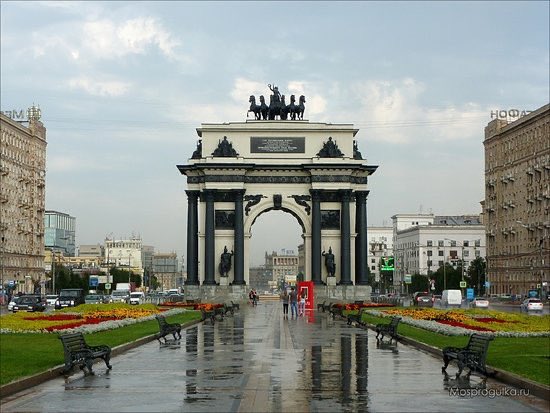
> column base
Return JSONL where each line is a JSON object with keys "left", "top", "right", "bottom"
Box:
{"left": 202, "top": 280, "right": 217, "bottom": 286}
{"left": 326, "top": 277, "right": 337, "bottom": 286}
{"left": 338, "top": 281, "right": 353, "bottom": 286}
{"left": 232, "top": 280, "right": 246, "bottom": 286}
{"left": 219, "top": 277, "right": 229, "bottom": 286}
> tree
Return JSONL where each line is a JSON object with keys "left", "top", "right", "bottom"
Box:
{"left": 431, "top": 263, "right": 462, "bottom": 293}
{"left": 468, "top": 257, "right": 486, "bottom": 296}
{"left": 410, "top": 274, "right": 430, "bottom": 294}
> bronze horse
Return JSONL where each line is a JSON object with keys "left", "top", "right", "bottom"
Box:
{"left": 247, "top": 95, "right": 261, "bottom": 120}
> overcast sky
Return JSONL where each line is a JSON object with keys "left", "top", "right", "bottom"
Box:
{"left": 1, "top": 1, "right": 548, "bottom": 266}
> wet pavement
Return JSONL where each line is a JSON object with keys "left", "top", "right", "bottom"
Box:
{"left": 1, "top": 301, "right": 547, "bottom": 412}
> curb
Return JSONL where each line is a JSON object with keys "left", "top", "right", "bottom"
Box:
{"left": 362, "top": 323, "right": 550, "bottom": 401}
{"left": 0, "top": 319, "right": 201, "bottom": 400}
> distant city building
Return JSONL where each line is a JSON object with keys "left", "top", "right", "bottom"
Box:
{"left": 104, "top": 237, "right": 144, "bottom": 277}
{"left": 44, "top": 210, "right": 76, "bottom": 256}
{"left": 0, "top": 109, "right": 46, "bottom": 293}
{"left": 265, "top": 249, "right": 299, "bottom": 285}
{"left": 367, "top": 226, "right": 394, "bottom": 283}
{"left": 391, "top": 214, "right": 486, "bottom": 293}
{"left": 152, "top": 252, "right": 178, "bottom": 290}
{"left": 483, "top": 104, "right": 549, "bottom": 297}
{"left": 78, "top": 244, "right": 104, "bottom": 259}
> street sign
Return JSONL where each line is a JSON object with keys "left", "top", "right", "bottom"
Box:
{"left": 105, "top": 283, "right": 112, "bottom": 290}
{"left": 485, "top": 281, "right": 491, "bottom": 288}
{"left": 404, "top": 274, "right": 412, "bottom": 284}
{"left": 89, "top": 276, "right": 99, "bottom": 287}
{"left": 466, "top": 288, "right": 474, "bottom": 300}
{"left": 459, "top": 281, "right": 467, "bottom": 288}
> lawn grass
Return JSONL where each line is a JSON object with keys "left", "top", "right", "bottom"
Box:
{"left": 0, "top": 311, "right": 201, "bottom": 386}
{"left": 362, "top": 313, "right": 550, "bottom": 386}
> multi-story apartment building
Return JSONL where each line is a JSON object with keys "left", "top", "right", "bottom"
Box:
{"left": 104, "top": 237, "right": 144, "bottom": 277}
{"left": 265, "top": 249, "right": 300, "bottom": 285}
{"left": 483, "top": 104, "right": 549, "bottom": 298}
{"left": 152, "top": 252, "right": 178, "bottom": 291}
{"left": 391, "top": 214, "right": 486, "bottom": 293}
{"left": 44, "top": 210, "right": 76, "bottom": 256}
{"left": 0, "top": 108, "right": 46, "bottom": 294}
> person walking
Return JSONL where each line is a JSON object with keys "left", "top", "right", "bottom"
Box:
{"left": 298, "top": 289, "right": 306, "bottom": 316}
{"left": 281, "top": 288, "right": 289, "bottom": 317}
{"left": 289, "top": 287, "right": 298, "bottom": 318}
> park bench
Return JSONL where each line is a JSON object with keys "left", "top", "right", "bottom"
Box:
{"left": 58, "top": 332, "right": 112, "bottom": 375}
{"left": 230, "top": 301, "right": 240, "bottom": 311}
{"left": 442, "top": 333, "right": 494, "bottom": 379}
{"left": 347, "top": 307, "right": 368, "bottom": 326}
{"left": 317, "top": 301, "right": 326, "bottom": 311}
{"left": 329, "top": 303, "right": 344, "bottom": 319}
{"left": 321, "top": 302, "right": 333, "bottom": 312}
{"left": 375, "top": 316, "right": 401, "bottom": 342}
{"left": 201, "top": 308, "right": 216, "bottom": 324}
{"left": 155, "top": 314, "right": 182, "bottom": 343}
{"left": 223, "top": 303, "right": 234, "bottom": 316}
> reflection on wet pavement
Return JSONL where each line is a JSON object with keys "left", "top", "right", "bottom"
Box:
{"left": 1, "top": 301, "right": 547, "bottom": 412}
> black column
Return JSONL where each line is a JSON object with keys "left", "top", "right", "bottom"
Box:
{"left": 233, "top": 189, "right": 246, "bottom": 285}
{"left": 339, "top": 189, "right": 352, "bottom": 285}
{"left": 185, "top": 190, "right": 199, "bottom": 285}
{"left": 355, "top": 191, "right": 369, "bottom": 285}
{"left": 310, "top": 189, "right": 322, "bottom": 285}
{"left": 203, "top": 189, "right": 216, "bottom": 285}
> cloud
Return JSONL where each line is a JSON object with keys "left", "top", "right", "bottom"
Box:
{"left": 68, "top": 76, "right": 130, "bottom": 97}
{"left": 82, "top": 17, "right": 180, "bottom": 60}
{"left": 346, "top": 79, "right": 487, "bottom": 144}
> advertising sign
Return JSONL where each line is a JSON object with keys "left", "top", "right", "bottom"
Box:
{"left": 528, "top": 290, "right": 539, "bottom": 298}
{"left": 89, "top": 276, "right": 99, "bottom": 287}
{"left": 466, "top": 288, "right": 474, "bottom": 300}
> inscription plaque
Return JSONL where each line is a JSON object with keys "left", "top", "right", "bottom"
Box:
{"left": 250, "top": 137, "right": 305, "bottom": 153}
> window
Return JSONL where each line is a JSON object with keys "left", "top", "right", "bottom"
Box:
{"left": 438, "top": 240, "right": 444, "bottom": 247}
{"left": 438, "top": 250, "right": 444, "bottom": 256}
{"left": 475, "top": 239, "right": 481, "bottom": 247}
{"left": 438, "top": 260, "right": 444, "bottom": 266}
{"left": 427, "top": 260, "right": 433, "bottom": 267}
{"left": 371, "top": 266, "right": 376, "bottom": 271}
{"left": 371, "top": 259, "right": 375, "bottom": 264}
{"left": 427, "top": 250, "right": 433, "bottom": 256}
{"left": 450, "top": 240, "right": 457, "bottom": 247}
{"left": 427, "top": 240, "right": 433, "bottom": 247}
{"left": 464, "top": 250, "right": 470, "bottom": 257}
{"left": 464, "top": 240, "right": 469, "bottom": 247}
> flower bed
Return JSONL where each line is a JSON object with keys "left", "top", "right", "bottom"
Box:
{"left": 0, "top": 303, "right": 188, "bottom": 334}
{"left": 365, "top": 308, "right": 550, "bottom": 337}
{"left": 159, "top": 302, "right": 224, "bottom": 311}
{"left": 334, "top": 303, "right": 396, "bottom": 311}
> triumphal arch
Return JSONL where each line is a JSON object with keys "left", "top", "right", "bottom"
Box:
{"left": 177, "top": 85, "right": 377, "bottom": 301}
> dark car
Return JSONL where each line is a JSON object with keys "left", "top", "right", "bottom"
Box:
{"left": 12, "top": 295, "right": 46, "bottom": 313}
{"left": 413, "top": 292, "right": 433, "bottom": 307}
{"left": 55, "top": 288, "right": 86, "bottom": 309}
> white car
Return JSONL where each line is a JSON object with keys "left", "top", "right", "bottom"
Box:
{"left": 45, "top": 295, "right": 59, "bottom": 306}
{"left": 7, "top": 296, "right": 21, "bottom": 312}
{"left": 471, "top": 298, "right": 489, "bottom": 308}
{"left": 129, "top": 292, "right": 145, "bottom": 305}
{"left": 521, "top": 298, "right": 544, "bottom": 312}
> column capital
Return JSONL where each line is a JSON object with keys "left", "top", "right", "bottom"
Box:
{"left": 185, "top": 190, "right": 200, "bottom": 199}
{"left": 310, "top": 189, "right": 323, "bottom": 202}
{"left": 338, "top": 189, "right": 353, "bottom": 201}
{"left": 232, "top": 189, "right": 246, "bottom": 199}
{"left": 354, "top": 190, "right": 370, "bottom": 200}
{"left": 202, "top": 189, "right": 217, "bottom": 202}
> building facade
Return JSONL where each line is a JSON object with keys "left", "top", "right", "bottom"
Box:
{"left": 484, "top": 104, "right": 549, "bottom": 297}
{"left": 0, "top": 109, "right": 47, "bottom": 294}
{"left": 104, "top": 237, "right": 144, "bottom": 277}
{"left": 367, "top": 226, "right": 393, "bottom": 284}
{"left": 152, "top": 253, "right": 178, "bottom": 291}
{"left": 44, "top": 210, "right": 76, "bottom": 256}
{"left": 391, "top": 214, "right": 486, "bottom": 294}
{"left": 265, "top": 249, "right": 300, "bottom": 285}
{"left": 78, "top": 244, "right": 104, "bottom": 259}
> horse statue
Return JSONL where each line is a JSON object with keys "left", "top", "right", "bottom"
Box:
{"left": 280, "top": 95, "right": 289, "bottom": 120}
{"left": 259, "top": 95, "right": 268, "bottom": 120}
{"left": 247, "top": 95, "right": 261, "bottom": 120}
{"left": 288, "top": 95, "right": 298, "bottom": 120}
{"left": 297, "top": 95, "right": 306, "bottom": 120}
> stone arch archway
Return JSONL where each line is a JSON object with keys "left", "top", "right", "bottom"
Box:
{"left": 177, "top": 120, "right": 377, "bottom": 300}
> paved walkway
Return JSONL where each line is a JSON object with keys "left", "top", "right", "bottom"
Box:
{"left": 1, "top": 301, "right": 547, "bottom": 412}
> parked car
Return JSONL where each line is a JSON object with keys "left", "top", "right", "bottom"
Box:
{"left": 84, "top": 294, "right": 108, "bottom": 304}
{"left": 520, "top": 298, "right": 544, "bottom": 312}
{"left": 471, "top": 297, "right": 489, "bottom": 308}
{"left": 413, "top": 292, "right": 433, "bottom": 307}
{"left": 45, "top": 295, "right": 59, "bottom": 306}
{"left": 55, "top": 288, "right": 86, "bottom": 309}
{"left": 7, "top": 296, "right": 22, "bottom": 312}
{"left": 12, "top": 295, "right": 46, "bottom": 313}
{"left": 129, "top": 291, "right": 145, "bottom": 305}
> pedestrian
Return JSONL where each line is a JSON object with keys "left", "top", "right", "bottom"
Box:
{"left": 281, "top": 288, "right": 289, "bottom": 317}
{"left": 249, "top": 289, "right": 255, "bottom": 305}
{"left": 298, "top": 289, "right": 306, "bottom": 316}
{"left": 289, "top": 287, "right": 298, "bottom": 317}
{"left": 253, "top": 289, "right": 258, "bottom": 306}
